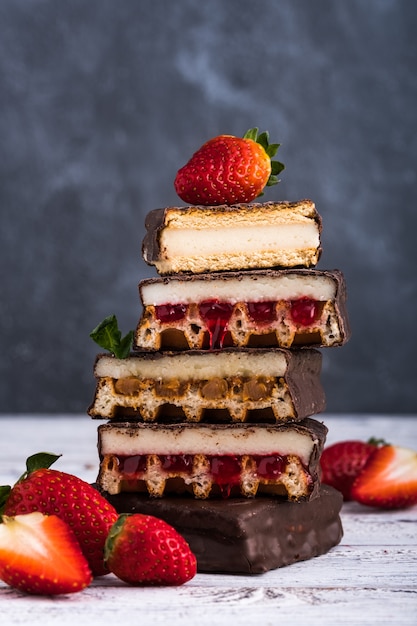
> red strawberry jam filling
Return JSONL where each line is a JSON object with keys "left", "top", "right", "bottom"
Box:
{"left": 254, "top": 454, "right": 286, "bottom": 478}
{"left": 154, "top": 303, "right": 188, "bottom": 323}
{"left": 246, "top": 301, "right": 277, "bottom": 323}
{"left": 115, "top": 452, "right": 298, "bottom": 495}
{"left": 155, "top": 297, "right": 322, "bottom": 348}
{"left": 209, "top": 455, "right": 242, "bottom": 498}
{"left": 160, "top": 454, "right": 194, "bottom": 473}
{"left": 198, "top": 300, "right": 234, "bottom": 349}
{"left": 289, "top": 297, "right": 321, "bottom": 326}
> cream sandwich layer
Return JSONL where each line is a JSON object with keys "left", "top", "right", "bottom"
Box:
{"left": 143, "top": 200, "right": 322, "bottom": 274}
{"left": 94, "top": 350, "right": 289, "bottom": 381}
{"left": 157, "top": 225, "right": 319, "bottom": 273}
{"left": 98, "top": 423, "right": 321, "bottom": 466}
{"left": 161, "top": 223, "right": 319, "bottom": 258}
{"left": 140, "top": 272, "right": 336, "bottom": 306}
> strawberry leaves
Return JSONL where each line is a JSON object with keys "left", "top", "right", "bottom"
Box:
{"left": 0, "top": 487, "right": 10, "bottom": 516}
{"left": 90, "top": 314, "right": 134, "bottom": 359}
{"left": 243, "top": 127, "right": 285, "bottom": 188}
{"left": 19, "top": 452, "right": 61, "bottom": 482}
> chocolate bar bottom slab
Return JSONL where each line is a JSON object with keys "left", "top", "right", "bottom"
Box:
{"left": 104, "top": 484, "right": 343, "bottom": 574}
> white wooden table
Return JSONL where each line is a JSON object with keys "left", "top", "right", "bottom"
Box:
{"left": 1, "top": 414, "right": 416, "bottom": 625}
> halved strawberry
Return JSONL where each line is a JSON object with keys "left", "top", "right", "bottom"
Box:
{"left": 320, "top": 439, "right": 380, "bottom": 500}
{"left": 104, "top": 513, "right": 197, "bottom": 586}
{"left": 351, "top": 444, "right": 417, "bottom": 509}
{"left": 0, "top": 512, "right": 92, "bottom": 595}
{"left": 174, "top": 128, "right": 284, "bottom": 206}
{"left": 1, "top": 453, "right": 118, "bottom": 576}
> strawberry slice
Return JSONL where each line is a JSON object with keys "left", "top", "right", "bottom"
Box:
{"left": 0, "top": 512, "right": 92, "bottom": 595}
{"left": 104, "top": 513, "right": 197, "bottom": 586}
{"left": 351, "top": 445, "right": 417, "bottom": 509}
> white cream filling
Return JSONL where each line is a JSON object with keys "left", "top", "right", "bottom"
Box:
{"left": 99, "top": 424, "right": 317, "bottom": 464}
{"left": 159, "top": 223, "right": 319, "bottom": 259}
{"left": 95, "top": 351, "right": 288, "bottom": 381}
{"left": 141, "top": 273, "right": 335, "bottom": 306}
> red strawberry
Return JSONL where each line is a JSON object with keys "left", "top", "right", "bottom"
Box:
{"left": 104, "top": 513, "right": 197, "bottom": 586}
{"left": 1, "top": 453, "right": 118, "bottom": 576}
{"left": 351, "top": 444, "right": 417, "bottom": 509}
{"left": 320, "top": 439, "right": 380, "bottom": 500}
{"left": 0, "top": 512, "right": 92, "bottom": 595}
{"left": 174, "top": 128, "right": 284, "bottom": 206}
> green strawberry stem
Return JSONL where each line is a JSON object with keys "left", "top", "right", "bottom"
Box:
{"left": 368, "top": 437, "right": 388, "bottom": 446}
{"left": 103, "top": 513, "right": 129, "bottom": 562}
{"left": 0, "top": 452, "right": 61, "bottom": 517}
{"left": 90, "top": 314, "right": 134, "bottom": 359}
{"left": 0, "top": 487, "right": 11, "bottom": 515}
{"left": 243, "top": 127, "right": 285, "bottom": 188}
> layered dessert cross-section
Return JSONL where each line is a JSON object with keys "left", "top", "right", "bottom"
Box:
{"left": 142, "top": 200, "right": 322, "bottom": 274}
{"left": 96, "top": 418, "right": 327, "bottom": 500}
{"left": 135, "top": 268, "right": 350, "bottom": 351}
{"left": 88, "top": 348, "right": 325, "bottom": 423}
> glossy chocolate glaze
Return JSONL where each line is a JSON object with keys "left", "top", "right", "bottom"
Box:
{"left": 104, "top": 484, "right": 343, "bottom": 574}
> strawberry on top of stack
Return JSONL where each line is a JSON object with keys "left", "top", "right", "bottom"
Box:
{"left": 87, "top": 128, "right": 351, "bottom": 574}
{"left": 174, "top": 128, "right": 283, "bottom": 206}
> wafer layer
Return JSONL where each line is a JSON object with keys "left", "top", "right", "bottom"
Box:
{"left": 97, "top": 418, "right": 326, "bottom": 500}
{"left": 135, "top": 268, "right": 350, "bottom": 350}
{"left": 88, "top": 348, "right": 325, "bottom": 422}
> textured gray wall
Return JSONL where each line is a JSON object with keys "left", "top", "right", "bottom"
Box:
{"left": 1, "top": 0, "right": 416, "bottom": 414}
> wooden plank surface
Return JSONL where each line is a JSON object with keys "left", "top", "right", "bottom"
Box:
{"left": 1, "top": 414, "right": 416, "bottom": 625}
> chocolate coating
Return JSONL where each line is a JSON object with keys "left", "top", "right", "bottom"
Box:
{"left": 104, "top": 484, "right": 343, "bottom": 574}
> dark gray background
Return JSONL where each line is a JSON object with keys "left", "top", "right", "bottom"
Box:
{"left": 1, "top": 0, "right": 416, "bottom": 414}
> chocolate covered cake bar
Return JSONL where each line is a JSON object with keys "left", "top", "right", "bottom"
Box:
{"left": 142, "top": 200, "right": 322, "bottom": 275}
{"left": 135, "top": 268, "right": 350, "bottom": 351}
{"left": 104, "top": 484, "right": 343, "bottom": 574}
{"left": 88, "top": 348, "right": 325, "bottom": 422}
{"left": 96, "top": 418, "right": 327, "bottom": 500}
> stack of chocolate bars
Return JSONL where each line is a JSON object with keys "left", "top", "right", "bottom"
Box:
{"left": 89, "top": 199, "right": 350, "bottom": 574}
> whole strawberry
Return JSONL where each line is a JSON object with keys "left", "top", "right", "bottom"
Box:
{"left": 320, "top": 439, "right": 380, "bottom": 500}
{"left": 0, "top": 512, "right": 92, "bottom": 595}
{"left": 104, "top": 513, "right": 197, "bottom": 586}
{"left": 0, "top": 453, "right": 118, "bottom": 577}
{"left": 174, "top": 128, "right": 284, "bottom": 206}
